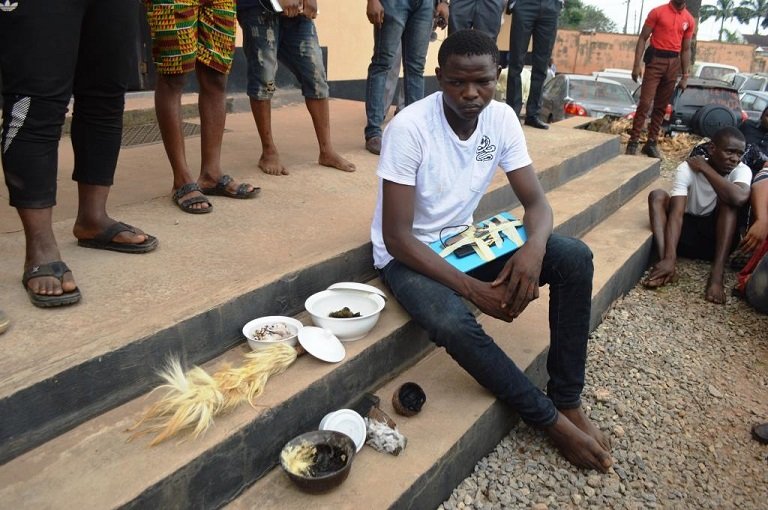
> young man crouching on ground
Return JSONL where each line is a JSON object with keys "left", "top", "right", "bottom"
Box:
{"left": 370, "top": 29, "right": 612, "bottom": 471}
{"left": 646, "top": 126, "right": 752, "bottom": 303}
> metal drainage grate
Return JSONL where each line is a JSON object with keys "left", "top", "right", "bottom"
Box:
{"left": 121, "top": 121, "right": 202, "bottom": 147}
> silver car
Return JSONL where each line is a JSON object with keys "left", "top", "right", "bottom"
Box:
{"left": 538, "top": 74, "right": 637, "bottom": 124}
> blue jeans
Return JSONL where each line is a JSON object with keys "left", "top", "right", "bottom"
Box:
{"left": 237, "top": 5, "right": 329, "bottom": 100}
{"left": 364, "top": 0, "right": 433, "bottom": 140}
{"left": 379, "top": 234, "right": 593, "bottom": 427}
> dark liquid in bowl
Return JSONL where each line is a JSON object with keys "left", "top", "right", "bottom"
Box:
{"left": 308, "top": 444, "right": 348, "bottom": 476}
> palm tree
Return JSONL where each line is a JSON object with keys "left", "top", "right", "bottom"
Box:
{"left": 736, "top": 0, "right": 768, "bottom": 33}
{"left": 701, "top": 0, "right": 739, "bottom": 41}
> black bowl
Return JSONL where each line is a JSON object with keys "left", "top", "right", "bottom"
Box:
{"left": 279, "top": 430, "right": 356, "bottom": 494}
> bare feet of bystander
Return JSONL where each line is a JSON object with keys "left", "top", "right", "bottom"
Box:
{"left": 544, "top": 410, "right": 612, "bottom": 472}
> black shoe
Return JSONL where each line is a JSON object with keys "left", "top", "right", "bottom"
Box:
{"left": 625, "top": 140, "right": 639, "bottom": 155}
{"left": 365, "top": 136, "right": 382, "bottom": 155}
{"left": 524, "top": 117, "right": 549, "bottom": 130}
{"left": 641, "top": 140, "right": 662, "bottom": 158}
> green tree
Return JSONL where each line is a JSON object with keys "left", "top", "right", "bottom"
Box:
{"left": 701, "top": 0, "right": 739, "bottom": 41}
{"left": 559, "top": 0, "right": 617, "bottom": 33}
{"left": 735, "top": 0, "right": 768, "bottom": 33}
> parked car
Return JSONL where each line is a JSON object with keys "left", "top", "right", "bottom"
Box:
{"left": 539, "top": 74, "right": 637, "bottom": 123}
{"left": 722, "top": 72, "right": 768, "bottom": 93}
{"left": 632, "top": 78, "right": 747, "bottom": 138}
{"left": 690, "top": 61, "right": 739, "bottom": 81}
{"left": 740, "top": 90, "right": 768, "bottom": 121}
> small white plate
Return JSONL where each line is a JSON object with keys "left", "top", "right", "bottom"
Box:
{"left": 298, "top": 326, "right": 345, "bottom": 363}
{"left": 320, "top": 409, "right": 367, "bottom": 452}
{"left": 327, "top": 282, "right": 388, "bottom": 301}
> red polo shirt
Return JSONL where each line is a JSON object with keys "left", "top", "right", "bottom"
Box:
{"left": 645, "top": 2, "right": 696, "bottom": 52}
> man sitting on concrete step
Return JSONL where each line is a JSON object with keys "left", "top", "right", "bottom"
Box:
{"left": 645, "top": 126, "right": 752, "bottom": 304}
{"left": 370, "top": 29, "right": 612, "bottom": 472}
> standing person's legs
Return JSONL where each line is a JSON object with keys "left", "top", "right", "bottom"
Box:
{"left": 365, "top": 0, "right": 409, "bottom": 143}
{"left": 147, "top": 0, "right": 212, "bottom": 211}
{"left": 400, "top": 0, "right": 433, "bottom": 106}
{"left": 0, "top": 0, "right": 82, "bottom": 304}
{"left": 70, "top": 0, "right": 155, "bottom": 251}
{"left": 238, "top": 5, "right": 286, "bottom": 175}
{"left": 645, "top": 58, "right": 679, "bottom": 146}
{"left": 524, "top": 0, "right": 560, "bottom": 122}
{"left": 276, "top": 15, "right": 356, "bottom": 172}
{"left": 470, "top": 0, "right": 506, "bottom": 38}
{"left": 506, "top": 1, "right": 535, "bottom": 116}
{"left": 628, "top": 58, "right": 665, "bottom": 144}
{"left": 447, "top": 0, "right": 474, "bottom": 34}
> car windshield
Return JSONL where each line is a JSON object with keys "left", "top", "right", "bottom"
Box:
{"left": 678, "top": 87, "right": 740, "bottom": 110}
{"left": 569, "top": 80, "right": 634, "bottom": 105}
{"left": 742, "top": 76, "right": 767, "bottom": 91}
{"left": 699, "top": 66, "right": 734, "bottom": 81}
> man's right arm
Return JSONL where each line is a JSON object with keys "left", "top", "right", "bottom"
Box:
{"left": 381, "top": 180, "right": 514, "bottom": 321}
{"left": 632, "top": 24, "right": 653, "bottom": 82}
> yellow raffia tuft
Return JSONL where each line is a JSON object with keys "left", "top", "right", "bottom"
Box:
{"left": 130, "top": 343, "right": 299, "bottom": 445}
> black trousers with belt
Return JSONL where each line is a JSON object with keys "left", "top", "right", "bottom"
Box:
{"left": 448, "top": 0, "right": 507, "bottom": 38}
{"left": 506, "top": 0, "right": 561, "bottom": 119}
{"left": 0, "top": 0, "right": 135, "bottom": 209}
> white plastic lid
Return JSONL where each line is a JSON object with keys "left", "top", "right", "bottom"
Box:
{"left": 327, "top": 282, "right": 388, "bottom": 300}
{"left": 320, "top": 409, "right": 367, "bottom": 452}
{"left": 298, "top": 326, "right": 345, "bottom": 363}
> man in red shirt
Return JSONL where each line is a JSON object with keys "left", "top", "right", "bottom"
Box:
{"left": 627, "top": 0, "right": 695, "bottom": 158}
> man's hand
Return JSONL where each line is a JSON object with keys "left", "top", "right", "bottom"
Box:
{"left": 279, "top": 0, "right": 303, "bottom": 17}
{"left": 741, "top": 219, "right": 768, "bottom": 253}
{"left": 491, "top": 244, "right": 544, "bottom": 319}
{"left": 302, "top": 0, "right": 318, "bottom": 19}
{"left": 686, "top": 155, "right": 710, "bottom": 174}
{"left": 678, "top": 75, "right": 688, "bottom": 91}
{"left": 367, "top": 0, "right": 385, "bottom": 28}
{"left": 632, "top": 64, "right": 642, "bottom": 83}
{"left": 644, "top": 258, "right": 677, "bottom": 288}
{"left": 434, "top": 2, "right": 449, "bottom": 29}
{"left": 467, "top": 280, "right": 517, "bottom": 322}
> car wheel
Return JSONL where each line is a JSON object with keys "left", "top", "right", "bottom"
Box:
{"left": 690, "top": 104, "right": 738, "bottom": 138}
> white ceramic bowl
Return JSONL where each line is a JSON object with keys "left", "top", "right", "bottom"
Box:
{"left": 304, "top": 290, "right": 386, "bottom": 341}
{"left": 242, "top": 316, "right": 303, "bottom": 351}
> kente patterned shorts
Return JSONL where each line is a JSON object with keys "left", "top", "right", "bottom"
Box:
{"left": 144, "top": 0, "right": 236, "bottom": 75}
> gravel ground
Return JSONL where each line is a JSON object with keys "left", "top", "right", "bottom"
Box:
{"left": 439, "top": 144, "right": 768, "bottom": 509}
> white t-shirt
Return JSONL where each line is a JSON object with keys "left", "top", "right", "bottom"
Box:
{"left": 670, "top": 161, "right": 752, "bottom": 216}
{"left": 370, "top": 92, "right": 533, "bottom": 269}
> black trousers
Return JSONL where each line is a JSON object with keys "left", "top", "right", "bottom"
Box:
{"left": 506, "top": 0, "right": 561, "bottom": 119}
{"left": 447, "top": 0, "right": 507, "bottom": 38}
{"left": 0, "top": 0, "right": 136, "bottom": 208}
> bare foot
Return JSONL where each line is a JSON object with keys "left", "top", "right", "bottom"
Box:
{"left": 259, "top": 151, "right": 289, "bottom": 176}
{"left": 545, "top": 412, "right": 612, "bottom": 472}
{"left": 560, "top": 406, "right": 611, "bottom": 452}
{"left": 319, "top": 150, "right": 356, "bottom": 172}
{"left": 705, "top": 277, "right": 726, "bottom": 304}
{"left": 73, "top": 221, "right": 148, "bottom": 246}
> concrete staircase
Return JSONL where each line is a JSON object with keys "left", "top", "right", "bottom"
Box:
{"left": 0, "top": 100, "right": 659, "bottom": 509}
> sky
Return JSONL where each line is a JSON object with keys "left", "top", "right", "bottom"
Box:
{"left": 579, "top": 0, "right": 757, "bottom": 41}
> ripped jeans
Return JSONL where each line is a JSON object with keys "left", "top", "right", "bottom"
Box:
{"left": 237, "top": 5, "right": 329, "bottom": 100}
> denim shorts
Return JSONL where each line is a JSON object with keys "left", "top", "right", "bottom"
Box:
{"left": 237, "top": 6, "right": 329, "bottom": 100}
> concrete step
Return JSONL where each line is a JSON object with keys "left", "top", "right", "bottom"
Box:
{"left": 0, "top": 165, "right": 658, "bottom": 509}
{"left": 0, "top": 111, "right": 619, "bottom": 465}
{"left": 228, "top": 179, "right": 663, "bottom": 510}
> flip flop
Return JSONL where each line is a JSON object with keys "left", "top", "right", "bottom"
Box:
{"left": 172, "top": 182, "right": 213, "bottom": 214}
{"left": 77, "top": 222, "right": 158, "bottom": 254}
{"left": 201, "top": 174, "right": 260, "bottom": 199}
{"left": 22, "top": 261, "right": 81, "bottom": 308}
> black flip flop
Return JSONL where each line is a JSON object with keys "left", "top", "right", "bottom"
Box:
{"left": 201, "top": 174, "right": 260, "bottom": 199}
{"left": 22, "top": 261, "right": 81, "bottom": 308}
{"left": 172, "top": 182, "right": 213, "bottom": 214}
{"left": 77, "top": 222, "right": 158, "bottom": 254}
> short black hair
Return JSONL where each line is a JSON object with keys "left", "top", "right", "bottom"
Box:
{"left": 438, "top": 29, "right": 500, "bottom": 67}
{"left": 711, "top": 126, "right": 745, "bottom": 146}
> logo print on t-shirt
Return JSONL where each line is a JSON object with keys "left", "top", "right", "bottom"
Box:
{"left": 475, "top": 135, "right": 496, "bottom": 162}
{"left": 682, "top": 22, "right": 689, "bottom": 31}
